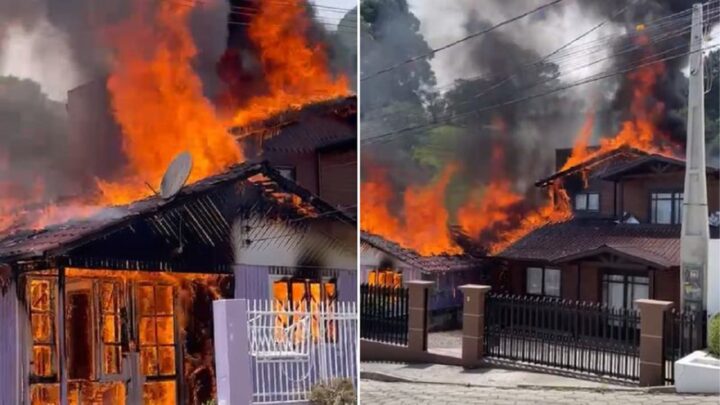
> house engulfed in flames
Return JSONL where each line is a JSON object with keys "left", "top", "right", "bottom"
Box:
{"left": 492, "top": 146, "right": 719, "bottom": 308}
{"left": 360, "top": 231, "right": 484, "bottom": 330}
{"left": 0, "top": 95, "right": 357, "bottom": 404}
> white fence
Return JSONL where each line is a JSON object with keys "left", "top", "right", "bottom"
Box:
{"left": 213, "top": 299, "right": 357, "bottom": 405}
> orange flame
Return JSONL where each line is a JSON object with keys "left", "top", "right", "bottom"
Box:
{"left": 489, "top": 182, "right": 572, "bottom": 254}
{"left": 97, "top": 0, "right": 243, "bottom": 205}
{"left": 361, "top": 164, "right": 462, "bottom": 256}
{"left": 562, "top": 55, "right": 675, "bottom": 171}
{"left": 457, "top": 180, "right": 523, "bottom": 240}
{"left": 232, "top": 0, "right": 348, "bottom": 126}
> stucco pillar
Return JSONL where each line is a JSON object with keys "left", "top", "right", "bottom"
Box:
{"left": 459, "top": 285, "right": 491, "bottom": 368}
{"left": 406, "top": 281, "right": 433, "bottom": 352}
{"left": 636, "top": 299, "right": 673, "bottom": 387}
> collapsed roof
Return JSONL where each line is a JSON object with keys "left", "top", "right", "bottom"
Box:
{"left": 361, "top": 231, "right": 484, "bottom": 273}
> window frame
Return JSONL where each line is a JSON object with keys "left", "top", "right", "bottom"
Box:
{"left": 135, "top": 282, "right": 177, "bottom": 381}
{"left": 574, "top": 192, "right": 600, "bottom": 212}
{"left": 525, "top": 266, "right": 561, "bottom": 297}
{"left": 27, "top": 276, "right": 58, "bottom": 382}
{"left": 601, "top": 272, "right": 650, "bottom": 309}
{"left": 649, "top": 191, "right": 683, "bottom": 224}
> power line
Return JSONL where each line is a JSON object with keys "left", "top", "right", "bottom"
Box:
{"left": 362, "top": 44, "right": 720, "bottom": 145}
{"left": 363, "top": 15, "right": 696, "bottom": 123}
{"left": 360, "top": 0, "right": 569, "bottom": 82}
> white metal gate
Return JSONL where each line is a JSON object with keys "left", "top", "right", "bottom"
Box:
{"left": 246, "top": 300, "right": 357, "bottom": 404}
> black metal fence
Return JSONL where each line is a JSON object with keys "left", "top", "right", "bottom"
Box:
{"left": 664, "top": 309, "right": 707, "bottom": 384}
{"left": 484, "top": 294, "right": 641, "bottom": 381}
{"left": 360, "top": 284, "right": 409, "bottom": 345}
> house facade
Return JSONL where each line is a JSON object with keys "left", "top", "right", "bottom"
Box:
{"left": 493, "top": 147, "right": 720, "bottom": 310}
{"left": 0, "top": 162, "right": 356, "bottom": 405}
{"left": 360, "top": 232, "right": 484, "bottom": 330}
{"left": 234, "top": 96, "right": 357, "bottom": 216}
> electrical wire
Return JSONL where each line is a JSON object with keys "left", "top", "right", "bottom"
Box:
{"left": 360, "top": 0, "right": 569, "bottom": 82}
{"left": 362, "top": 43, "right": 720, "bottom": 145}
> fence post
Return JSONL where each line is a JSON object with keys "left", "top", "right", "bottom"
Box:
{"left": 459, "top": 284, "right": 491, "bottom": 368}
{"left": 636, "top": 299, "right": 673, "bottom": 387}
{"left": 213, "top": 299, "right": 254, "bottom": 405}
{"left": 407, "top": 281, "right": 434, "bottom": 352}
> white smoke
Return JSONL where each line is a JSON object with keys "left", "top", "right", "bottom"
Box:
{"left": 0, "top": 18, "right": 81, "bottom": 101}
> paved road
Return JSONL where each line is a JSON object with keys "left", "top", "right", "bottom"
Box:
{"left": 360, "top": 380, "right": 720, "bottom": 404}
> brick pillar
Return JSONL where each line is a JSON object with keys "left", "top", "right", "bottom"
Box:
{"left": 407, "top": 281, "right": 434, "bottom": 352}
{"left": 636, "top": 299, "right": 673, "bottom": 387}
{"left": 459, "top": 285, "right": 491, "bottom": 368}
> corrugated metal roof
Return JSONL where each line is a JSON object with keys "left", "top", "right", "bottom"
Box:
{"left": 0, "top": 161, "right": 354, "bottom": 262}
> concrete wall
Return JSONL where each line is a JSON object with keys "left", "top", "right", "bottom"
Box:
{"left": 709, "top": 239, "right": 720, "bottom": 316}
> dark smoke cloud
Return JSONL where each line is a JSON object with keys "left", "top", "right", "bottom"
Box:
{"left": 0, "top": 76, "right": 81, "bottom": 202}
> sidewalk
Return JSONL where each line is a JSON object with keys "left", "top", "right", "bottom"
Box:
{"left": 361, "top": 361, "right": 635, "bottom": 390}
{"left": 360, "top": 380, "right": 720, "bottom": 405}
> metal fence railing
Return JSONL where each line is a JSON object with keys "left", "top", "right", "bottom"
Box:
{"left": 246, "top": 300, "right": 357, "bottom": 404}
{"left": 360, "top": 284, "right": 409, "bottom": 345}
{"left": 663, "top": 309, "right": 707, "bottom": 384}
{"left": 484, "top": 294, "right": 641, "bottom": 382}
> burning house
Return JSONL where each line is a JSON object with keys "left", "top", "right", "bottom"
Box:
{"left": 491, "top": 146, "right": 719, "bottom": 308}
{"left": 0, "top": 160, "right": 356, "bottom": 404}
{"left": 360, "top": 231, "right": 484, "bottom": 329}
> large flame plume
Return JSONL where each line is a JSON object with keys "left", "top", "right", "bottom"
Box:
{"left": 1, "top": 0, "right": 348, "bottom": 233}
{"left": 232, "top": 0, "right": 348, "bottom": 126}
{"left": 361, "top": 164, "right": 463, "bottom": 256}
{"left": 96, "top": 0, "right": 243, "bottom": 205}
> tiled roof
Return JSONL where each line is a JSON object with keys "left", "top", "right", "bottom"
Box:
{"left": 0, "top": 161, "right": 354, "bottom": 262}
{"left": 495, "top": 218, "right": 681, "bottom": 268}
{"left": 360, "top": 231, "right": 484, "bottom": 272}
{"left": 535, "top": 147, "right": 649, "bottom": 187}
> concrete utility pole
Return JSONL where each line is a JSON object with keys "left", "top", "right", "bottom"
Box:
{"left": 680, "top": 3, "right": 709, "bottom": 313}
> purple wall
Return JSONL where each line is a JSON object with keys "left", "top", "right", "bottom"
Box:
{"left": 234, "top": 264, "right": 356, "bottom": 302}
{"left": 0, "top": 281, "right": 21, "bottom": 404}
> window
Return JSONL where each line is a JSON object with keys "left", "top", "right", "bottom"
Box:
{"left": 574, "top": 192, "right": 600, "bottom": 211}
{"left": 137, "top": 284, "right": 176, "bottom": 378}
{"left": 271, "top": 278, "right": 337, "bottom": 343}
{"left": 602, "top": 273, "right": 649, "bottom": 309}
{"left": 367, "top": 269, "right": 402, "bottom": 287}
{"left": 99, "top": 281, "right": 123, "bottom": 376}
{"left": 29, "top": 278, "right": 56, "bottom": 378}
{"left": 650, "top": 192, "right": 683, "bottom": 224}
{"left": 526, "top": 267, "right": 561, "bottom": 297}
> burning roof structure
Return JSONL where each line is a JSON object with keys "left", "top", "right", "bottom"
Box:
{"left": 0, "top": 161, "right": 356, "bottom": 405}
{"left": 361, "top": 231, "right": 483, "bottom": 273}
{"left": 0, "top": 161, "right": 353, "bottom": 269}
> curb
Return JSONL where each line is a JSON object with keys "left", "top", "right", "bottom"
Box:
{"left": 360, "top": 370, "right": 677, "bottom": 393}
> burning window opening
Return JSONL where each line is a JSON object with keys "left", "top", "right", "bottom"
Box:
{"left": 367, "top": 269, "right": 402, "bottom": 287}
{"left": 272, "top": 276, "right": 338, "bottom": 344}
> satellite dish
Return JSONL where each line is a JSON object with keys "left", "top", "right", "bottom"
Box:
{"left": 160, "top": 152, "right": 193, "bottom": 200}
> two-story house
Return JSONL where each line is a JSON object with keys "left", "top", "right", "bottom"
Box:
{"left": 493, "top": 146, "right": 719, "bottom": 310}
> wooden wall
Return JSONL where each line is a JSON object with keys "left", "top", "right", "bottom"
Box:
{"left": 0, "top": 281, "right": 22, "bottom": 405}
